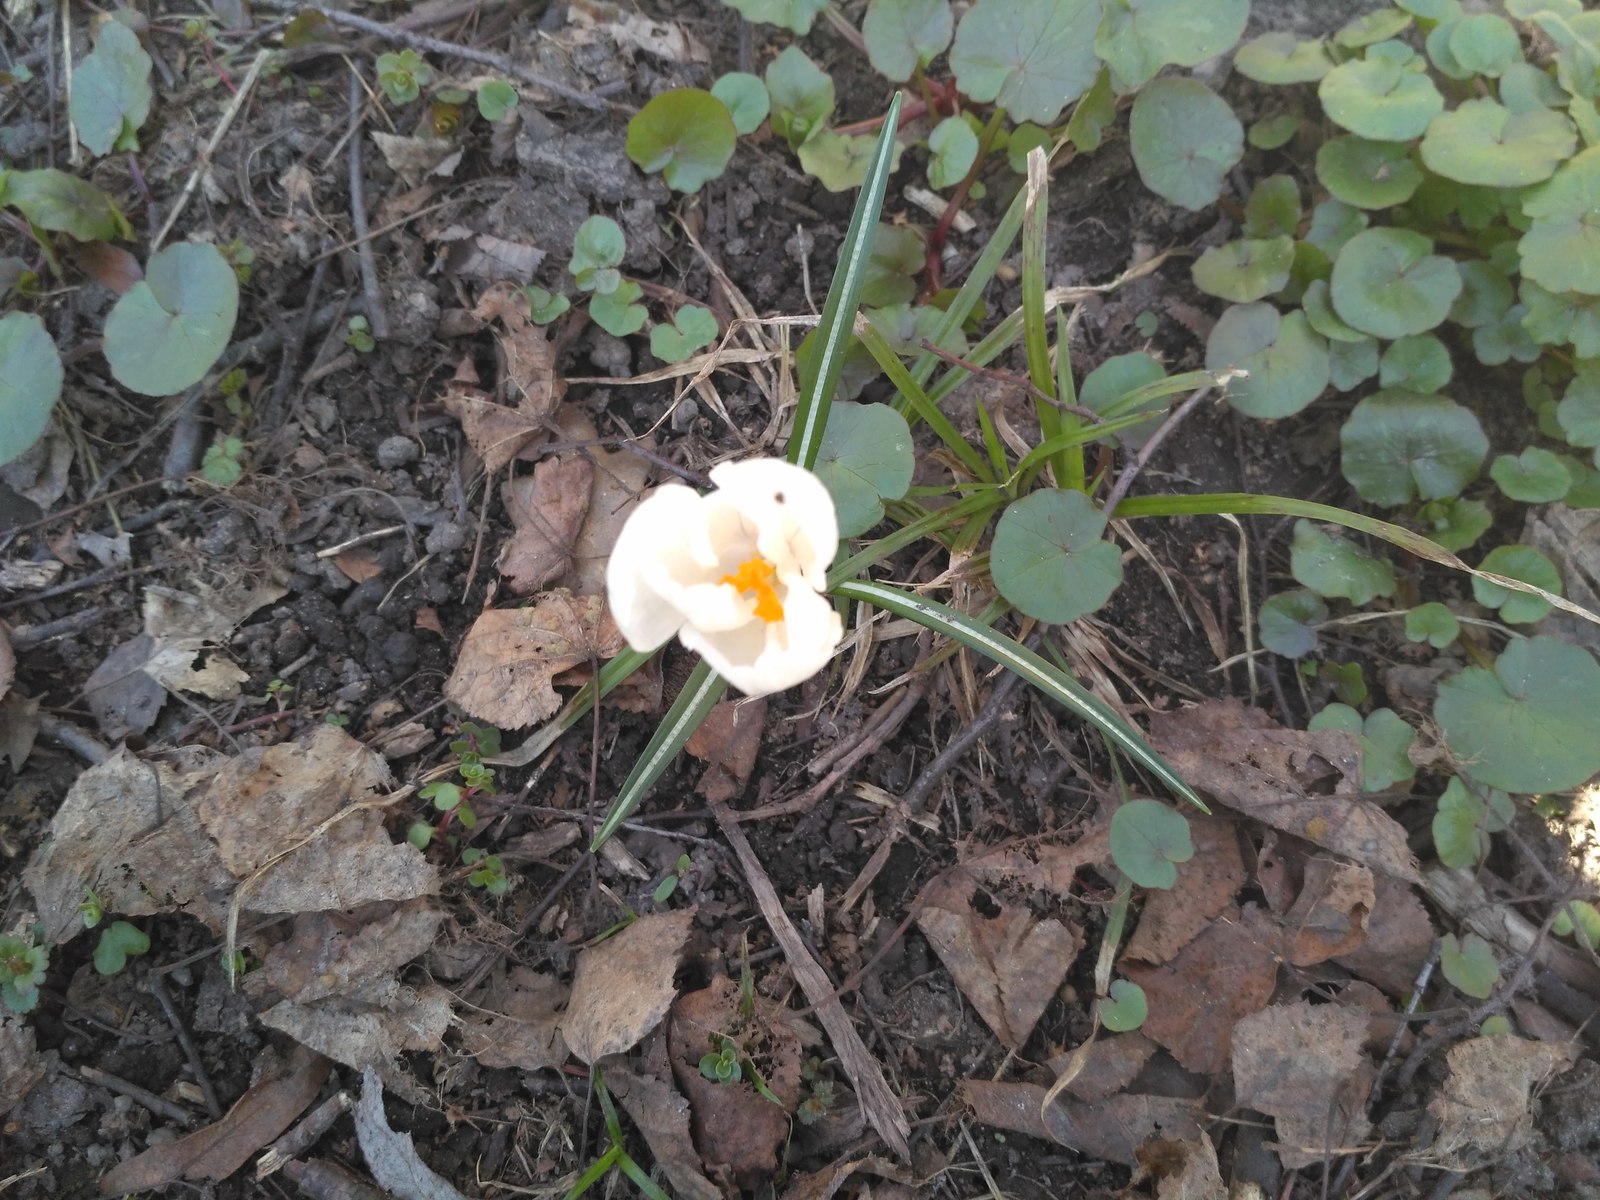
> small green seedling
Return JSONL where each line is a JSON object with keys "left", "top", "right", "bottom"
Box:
{"left": 376, "top": 49, "right": 431, "bottom": 104}
{"left": 1095, "top": 978, "right": 1149, "bottom": 1032}
{"left": 201, "top": 436, "right": 245, "bottom": 487}
{"left": 653, "top": 854, "right": 694, "bottom": 904}
{"left": 698, "top": 1039, "right": 743, "bottom": 1084}
{"left": 79, "top": 887, "right": 104, "bottom": 929}
{"left": 524, "top": 285, "right": 571, "bottom": 324}
{"left": 345, "top": 314, "right": 376, "bottom": 353}
{"left": 93, "top": 921, "right": 151, "bottom": 976}
{"left": 1439, "top": 931, "right": 1499, "bottom": 1000}
{"left": 476, "top": 79, "right": 518, "bottom": 122}
{"left": 462, "top": 849, "right": 509, "bottom": 896}
{"left": 1108, "top": 799, "right": 1194, "bottom": 889}
{"left": 0, "top": 932, "right": 49, "bottom": 1013}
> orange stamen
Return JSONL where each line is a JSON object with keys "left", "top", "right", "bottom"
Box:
{"left": 720, "top": 555, "right": 784, "bottom": 623}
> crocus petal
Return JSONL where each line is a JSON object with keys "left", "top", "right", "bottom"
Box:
{"left": 604, "top": 485, "right": 702, "bottom": 651}
{"left": 683, "top": 581, "right": 843, "bottom": 698}
{"left": 707, "top": 459, "right": 839, "bottom": 589}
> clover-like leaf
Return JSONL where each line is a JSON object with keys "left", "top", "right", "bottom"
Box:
{"left": 1109, "top": 799, "right": 1194, "bottom": 890}
{"left": 1093, "top": 0, "right": 1248, "bottom": 90}
{"left": 1259, "top": 589, "right": 1328, "bottom": 659}
{"left": 1340, "top": 389, "right": 1487, "bottom": 506}
{"left": 1420, "top": 99, "right": 1575, "bottom": 188}
{"left": 949, "top": 0, "right": 1101, "bottom": 126}
{"left": 1129, "top": 76, "right": 1243, "bottom": 211}
{"left": 1449, "top": 12, "right": 1522, "bottom": 76}
{"left": 0, "top": 312, "right": 63, "bottom": 466}
{"left": 1315, "top": 135, "right": 1423, "bottom": 209}
{"left": 524, "top": 285, "right": 571, "bottom": 324}
{"left": 765, "top": 46, "right": 835, "bottom": 148}
{"left": 1473, "top": 544, "right": 1563, "bottom": 623}
{"left": 1419, "top": 497, "right": 1492, "bottom": 552}
{"left": 571, "top": 216, "right": 626, "bottom": 294}
{"left": 813, "top": 401, "right": 915, "bottom": 536}
{"left": 2, "top": 167, "right": 132, "bottom": 242}
{"left": 1519, "top": 146, "right": 1600, "bottom": 296}
{"left": 1191, "top": 236, "right": 1294, "bottom": 304}
{"left": 1319, "top": 52, "right": 1444, "bottom": 141}
{"left": 1473, "top": 303, "right": 1541, "bottom": 366}
{"left": 70, "top": 21, "right": 153, "bottom": 156}
{"left": 1406, "top": 601, "right": 1460, "bottom": 649}
{"left": 1437, "top": 636, "right": 1600, "bottom": 793}
{"left": 991, "top": 488, "right": 1122, "bottom": 624}
{"left": 927, "top": 116, "right": 979, "bottom": 189}
{"left": 1379, "top": 334, "right": 1452, "bottom": 392}
{"left": 710, "top": 72, "right": 770, "bottom": 136}
{"left": 589, "top": 281, "right": 646, "bottom": 337}
{"left": 650, "top": 305, "right": 719, "bottom": 364}
{"left": 1234, "top": 32, "right": 1332, "bottom": 83}
{"left": 626, "top": 88, "right": 737, "bottom": 193}
{"left": 476, "top": 80, "right": 518, "bottom": 122}
{"left": 862, "top": 0, "right": 954, "bottom": 82}
{"left": 721, "top": 0, "right": 827, "bottom": 33}
{"left": 1330, "top": 227, "right": 1461, "bottom": 339}
{"left": 103, "top": 241, "right": 239, "bottom": 397}
{"left": 1205, "top": 303, "right": 1329, "bottom": 418}
{"left": 1489, "top": 447, "right": 1572, "bottom": 504}
{"left": 1291, "top": 520, "right": 1396, "bottom": 604}
{"left": 1308, "top": 703, "right": 1415, "bottom": 792}
{"left": 92, "top": 920, "right": 151, "bottom": 976}
{"left": 1440, "top": 933, "right": 1499, "bottom": 999}
{"left": 797, "top": 129, "right": 905, "bottom": 192}
{"left": 1432, "top": 777, "right": 1513, "bottom": 869}
{"left": 1096, "top": 979, "right": 1149, "bottom": 1032}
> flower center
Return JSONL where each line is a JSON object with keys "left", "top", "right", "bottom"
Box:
{"left": 720, "top": 555, "right": 784, "bottom": 623}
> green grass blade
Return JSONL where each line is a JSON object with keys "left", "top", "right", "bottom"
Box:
{"left": 591, "top": 660, "right": 727, "bottom": 851}
{"left": 1115, "top": 492, "right": 1600, "bottom": 628}
{"left": 562, "top": 1145, "right": 621, "bottom": 1200}
{"left": 493, "top": 647, "right": 656, "bottom": 767}
{"left": 829, "top": 490, "right": 1002, "bottom": 584}
{"left": 911, "top": 187, "right": 1027, "bottom": 387}
{"left": 1052, "top": 307, "right": 1086, "bottom": 492}
{"left": 789, "top": 91, "right": 904, "bottom": 470}
{"left": 974, "top": 398, "right": 1010, "bottom": 479}
{"left": 1099, "top": 369, "right": 1231, "bottom": 419}
{"left": 833, "top": 578, "right": 1207, "bottom": 811}
{"left": 1020, "top": 149, "right": 1068, "bottom": 484}
{"left": 1012, "top": 409, "right": 1175, "bottom": 481}
{"left": 855, "top": 317, "right": 993, "bottom": 481}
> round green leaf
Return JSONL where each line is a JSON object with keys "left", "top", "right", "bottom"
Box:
{"left": 991, "top": 488, "right": 1123, "bottom": 624}
{"left": 927, "top": 116, "right": 980, "bottom": 189}
{"left": 92, "top": 920, "right": 151, "bottom": 976}
{"left": 1419, "top": 497, "right": 1492, "bottom": 552}
{"left": 2, "top": 167, "right": 132, "bottom": 242}
{"left": 862, "top": 0, "right": 953, "bottom": 82}
{"left": 1448, "top": 13, "right": 1522, "bottom": 76}
{"left": 70, "top": 21, "right": 153, "bottom": 157}
{"left": 1472, "top": 304, "right": 1541, "bottom": 366}
{"left": 1340, "top": 389, "right": 1487, "bottom": 506}
{"left": 1290, "top": 519, "right": 1396, "bottom": 604}
{"left": 1096, "top": 979, "right": 1148, "bottom": 1032}
{"left": 1420, "top": 99, "right": 1576, "bottom": 188}
{"left": 1109, "top": 799, "right": 1194, "bottom": 890}
{"left": 1243, "top": 176, "right": 1303, "bottom": 240}
{"left": 1190, "top": 236, "right": 1294, "bottom": 303}
{"left": 0, "top": 312, "right": 63, "bottom": 465}
{"left": 1473, "top": 544, "right": 1562, "bottom": 623}
{"left": 1406, "top": 601, "right": 1460, "bottom": 649}
{"left": 710, "top": 72, "right": 770, "bottom": 136}
{"left": 1080, "top": 352, "right": 1166, "bottom": 445}
{"left": 1328, "top": 336, "right": 1380, "bottom": 392}
{"left": 1259, "top": 589, "right": 1328, "bottom": 659}
{"left": 1379, "top": 334, "right": 1452, "bottom": 392}
{"left": 1309, "top": 704, "right": 1415, "bottom": 792}
{"left": 1523, "top": 282, "right": 1600, "bottom": 357}
{"left": 797, "top": 130, "right": 904, "bottom": 192}
{"left": 590, "top": 281, "right": 646, "bottom": 337}
{"left": 765, "top": 46, "right": 835, "bottom": 148}
{"left": 1249, "top": 113, "right": 1302, "bottom": 150}
{"left": 103, "top": 242, "right": 238, "bottom": 397}
{"left": 812, "top": 401, "right": 915, "bottom": 536}
{"left": 1436, "top": 636, "right": 1600, "bottom": 793}
{"left": 1336, "top": 9, "right": 1412, "bottom": 48}
{"left": 1425, "top": 18, "right": 1473, "bottom": 81}
{"left": 1500, "top": 61, "right": 1567, "bottom": 114}
{"left": 1093, "top": 0, "right": 1248, "bottom": 89}
{"left": 1006, "top": 122, "right": 1054, "bottom": 173}
{"left": 1330, "top": 228, "right": 1461, "bottom": 339}
{"left": 860, "top": 224, "right": 924, "bottom": 308}
{"left": 650, "top": 305, "right": 719, "bottom": 364}
{"left": 1234, "top": 32, "right": 1332, "bottom": 84}
{"left": 949, "top": 0, "right": 1102, "bottom": 126}
{"left": 1319, "top": 54, "right": 1444, "bottom": 141}
{"left": 1433, "top": 777, "right": 1509, "bottom": 868}
{"left": 723, "top": 0, "right": 827, "bottom": 33}
{"left": 1315, "top": 135, "right": 1423, "bottom": 209}
{"left": 1129, "top": 77, "right": 1243, "bottom": 211}
{"left": 1450, "top": 261, "right": 1514, "bottom": 329}
{"left": 1204, "top": 303, "right": 1329, "bottom": 418}
{"left": 1305, "top": 198, "right": 1369, "bottom": 259}
{"left": 571, "top": 216, "right": 626, "bottom": 294}
{"left": 1521, "top": 144, "right": 1600, "bottom": 296}
{"left": 1440, "top": 933, "right": 1499, "bottom": 998}
{"left": 1489, "top": 447, "right": 1572, "bottom": 503}
{"left": 1398, "top": 0, "right": 1461, "bottom": 17}
{"left": 1302, "top": 280, "right": 1366, "bottom": 343}
{"left": 1559, "top": 363, "right": 1600, "bottom": 448}
{"left": 476, "top": 80, "right": 518, "bottom": 122}
{"left": 626, "top": 89, "right": 736, "bottom": 193}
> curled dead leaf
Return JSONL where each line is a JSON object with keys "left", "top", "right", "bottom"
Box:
{"left": 562, "top": 907, "right": 694, "bottom": 1064}
{"left": 499, "top": 453, "right": 594, "bottom": 593}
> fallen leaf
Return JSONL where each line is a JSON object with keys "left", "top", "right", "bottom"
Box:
{"left": 959, "top": 1081, "right": 1203, "bottom": 1167}
{"left": 1429, "top": 1035, "right": 1578, "bottom": 1170}
{"left": 558, "top": 427, "right": 652, "bottom": 596}
{"left": 262, "top": 986, "right": 453, "bottom": 1099}
{"left": 562, "top": 908, "right": 694, "bottom": 1064}
{"left": 141, "top": 581, "right": 287, "bottom": 699}
{"left": 1136, "top": 1132, "right": 1226, "bottom": 1200}
{"left": 245, "top": 901, "right": 445, "bottom": 1005}
{"left": 370, "top": 131, "right": 460, "bottom": 186}
{"left": 443, "top": 590, "right": 624, "bottom": 729}
{"left": 1279, "top": 858, "right": 1373, "bottom": 966}
{"left": 82, "top": 634, "right": 176, "bottom": 739}
{"left": 685, "top": 697, "right": 766, "bottom": 803}
{"left": 70, "top": 240, "right": 142, "bottom": 293}
{"left": 1, "top": 423, "right": 73, "bottom": 508}
{"left": 1230, "top": 999, "right": 1373, "bottom": 1168}
{"left": 442, "top": 383, "right": 543, "bottom": 476}
{"left": 0, "top": 1014, "right": 44, "bottom": 1114}
{"left": 567, "top": 0, "right": 709, "bottom": 62}
{"left": 355, "top": 1066, "right": 471, "bottom": 1200}
{"left": 1045, "top": 1032, "right": 1158, "bottom": 1104}
{"left": 0, "top": 690, "right": 38, "bottom": 771}
{"left": 958, "top": 824, "right": 1114, "bottom": 898}
{"left": 1122, "top": 904, "right": 1280, "bottom": 1076}
{"left": 333, "top": 549, "right": 384, "bottom": 584}
{"left": 97, "top": 1048, "right": 329, "bottom": 1194}
{"left": 1148, "top": 700, "right": 1421, "bottom": 883}
{"left": 414, "top": 606, "right": 445, "bottom": 636}
{"left": 438, "top": 229, "right": 546, "bottom": 282}
{"left": 499, "top": 453, "right": 594, "bottom": 593}
{"left": 1125, "top": 815, "right": 1246, "bottom": 966}
{"left": 475, "top": 281, "right": 565, "bottom": 423}
{"left": 916, "top": 872, "right": 1083, "bottom": 1050}
{"left": 609, "top": 1054, "right": 722, "bottom": 1200}
{"left": 0, "top": 624, "right": 13, "bottom": 703}
{"left": 1334, "top": 873, "right": 1436, "bottom": 997}
{"left": 457, "top": 966, "right": 568, "bottom": 1071}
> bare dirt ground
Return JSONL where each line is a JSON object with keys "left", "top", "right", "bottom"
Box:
{"left": 3, "top": 2, "right": 1600, "bottom": 1199}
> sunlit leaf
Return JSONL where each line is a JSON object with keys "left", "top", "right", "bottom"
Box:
{"left": 1129, "top": 76, "right": 1243, "bottom": 211}
{"left": 991, "top": 488, "right": 1122, "bottom": 623}
{"left": 103, "top": 241, "right": 239, "bottom": 396}
{"left": 949, "top": 0, "right": 1102, "bottom": 126}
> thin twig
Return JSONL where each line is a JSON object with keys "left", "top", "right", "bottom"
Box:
{"left": 256, "top": 1091, "right": 353, "bottom": 1178}
{"left": 76, "top": 1065, "right": 196, "bottom": 1127}
{"left": 147, "top": 973, "right": 224, "bottom": 1120}
{"left": 1103, "top": 384, "right": 1221, "bottom": 516}
{"left": 346, "top": 68, "right": 390, "bottom": 341}
{"left": 261, "top": 240, "right": 332, "bottom": 431}
{"left": 10, "top": 607, "right": 107, "bottom": 648}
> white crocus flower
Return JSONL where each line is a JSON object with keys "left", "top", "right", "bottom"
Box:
{"left": 606, "top": 458, "right": 844, "bottom": 698}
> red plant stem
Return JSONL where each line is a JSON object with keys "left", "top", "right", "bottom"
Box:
{"left": 834, "top": 96, "right": 928, "bottom": 137}
{"left": 924, "top": 106, "right": 1007, "bottom": 292}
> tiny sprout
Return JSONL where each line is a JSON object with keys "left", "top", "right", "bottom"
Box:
{"left": 324, "top": 712, "right": 351, "bottom": 727}
{"left": 698, "top": 1040, "right": 742, "bottom": 1084}
{"left": 407, "top": 821, "right": 434, "bottom": 850}
{"left": 93, "top": 920, "right": 151, "bottom": 976}
{"left": 79, "top": 887, "right": 104, "bottom": 929}
{"left": 345, "top": 314, "right": 375, "bottom": 353}
{"left": 0, "top": 934, "right": 48, "bottom": 1014}
{"left": 201, "top": 436, "right": 245, "bottom": 487}
{"left": 376, "top": 49, "right": 431, "bottom": 105}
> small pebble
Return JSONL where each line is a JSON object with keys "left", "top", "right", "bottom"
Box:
{"left": 376, "top": 435, "right": 419, "bottom": 469}
{"left": 425, "top": 521, "right": 468, "bottom": 555}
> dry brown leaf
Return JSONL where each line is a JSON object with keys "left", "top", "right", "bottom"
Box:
{"left": 0, "top": 691, "right": 41, "bottom": 772}
{"left": 442, "top": 383, "right": 543, "bottom": 476}
{"left": 958, "top": 825, "right": 1113, "bottom": 898}
{"left": 415, "top": 606, "right": 445, "bottom": 636}
{"left": 1429, "top": 1035, "right": 1578, "bottom": 1170}
{"left": 82, "top": 633, "right": 170, "bottom": 739}
{"left": 69, "top": 240, "right": 142, "bottom": 293}
{"left": 457, "top": 966, "right": 568, "bottom": 1071}
{"left": 141, "top": 581, "right": 287, "bottom": 700}
{"left": 370, "top": 131, "right": 460, "bottom": 185}
{"left": 499, "top": 454, "right": 594, "bottom": 593}
{"left": 444, "top": 591, "right": 624, "bottom": 729}
{"left": 260, "top": 984, "right": 453, "bottom": 1097}
{"left": 1147, "top": 700, "right": 1421, "bottom": 883}
{"left": 438, "top": 230, "right": 546, "bottom": 282}
{"left": 1280, "top": 858, "right": 1373, "bottom": 966}
{"left": 355, "top": 1066, "right": 470, "bottom": 1200}
{"left": 562, "top": 908, "right": 694, "bottom": 1064}
{"left": 959, "top": 1081, "right": 1203, "bottom": 1167}
{"left": 685, "top": 697, "right": 766, "bottom": 803}
{"left": 246, "top": 902, "right": 444, "bottom": 1005}
{"left": 916, "top": 872, "right": 1083, "bottom": 1050}
{"left": 1123, "top": 904, "right": 1281, "bottom": 1076}
{"left": 97, "top": 1048, "right": 328, "bottom": 1194}
{"left": 1334, "top": 873, "right": 1436, "bottom": 997}
{"left": 0, "top": 624, "right": 13, "bottom": 704}
{"left": 1045, "top": 1032, "right": 1158, "bottom": 1104}
{"left": 0, "top": 1014, "right": 44, "bottom": 1114}
{"left": 1136, "top": 1132, "right": 1226, "bottom": 1200}
{"left": 1125, "top": 815, "right": 1245, "bottom": 965}
{"left": 333, "top": 550, "right": 384, "bottom": 584}
{"left": 558, "top": 432, "right": 652, "bottom": 596}
{"left": 609, "top": 1058, "right": 722, "bottom": 1200}
{"left": 474, "top": 281, "right": 565, "bottom": 419}
{"left": 1231, "top": 1000, "right": 1373, "bottom": 1168}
